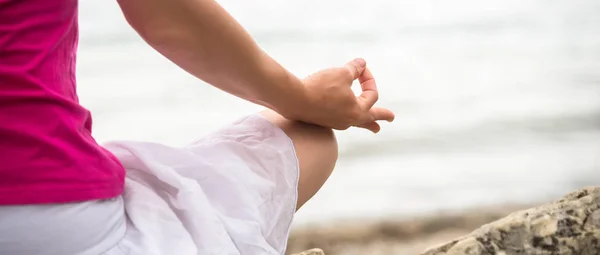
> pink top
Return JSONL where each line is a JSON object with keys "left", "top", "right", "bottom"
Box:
{"left": 0, "top": 0, "right": 125, "bottom": 205}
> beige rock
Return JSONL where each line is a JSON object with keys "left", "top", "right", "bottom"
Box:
{"left": 421, "top": 187, "right": 600, "bottom": 255}
{"left": 292, "top": 248, "right": 325, "bottom": 255}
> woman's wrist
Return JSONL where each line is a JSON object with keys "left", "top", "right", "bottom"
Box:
{"left": 262, "top": 69, "right": 310, "bottom": 121}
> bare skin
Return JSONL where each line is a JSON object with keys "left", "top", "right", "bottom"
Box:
{"left": 260, "top": 110, "right": 338, "bottom": 210}
{"left": 116, "top": 0, "right": 395, "bottom": 208}
{"left": 117, "top": 0, "right": 395, "bottom": 132}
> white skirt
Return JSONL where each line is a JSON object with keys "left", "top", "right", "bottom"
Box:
{"left": 103, "top": 114, "right": 300, "bottom": 255}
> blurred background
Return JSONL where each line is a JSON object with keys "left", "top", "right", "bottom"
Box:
{"left": 78, "top": 0, "right": 600, "bottom": 241}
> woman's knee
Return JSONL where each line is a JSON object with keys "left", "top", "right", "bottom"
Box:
{"left": 259, "top": 110, "right": 338, "bottom": 209}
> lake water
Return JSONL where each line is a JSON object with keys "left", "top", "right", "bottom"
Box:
{"left": 77, "top": 0, "right": 600, "bottom": 225}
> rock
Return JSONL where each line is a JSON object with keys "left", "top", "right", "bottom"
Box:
{"left": 292, "top": 248, "right": 325, "bottom": 255}
{"left": 421, "top": 187, "right": 600, "bottom": 255}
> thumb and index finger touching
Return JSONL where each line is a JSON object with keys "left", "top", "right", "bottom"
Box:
{"left": 344, "top": 58, "right": 395, "bottom": 124}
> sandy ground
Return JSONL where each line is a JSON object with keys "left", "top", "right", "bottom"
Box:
{"left": 286, "top": 204, "right": 533, "bottom": 254}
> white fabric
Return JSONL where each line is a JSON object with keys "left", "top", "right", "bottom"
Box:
{"left": 0, "top": 114, "right": 299, "bottom": 255}
{"left": 103, "top": 114, "right": 300, "bottom": 255}
{"left": 0, "top": 197, "right": 126, "bottom": 255}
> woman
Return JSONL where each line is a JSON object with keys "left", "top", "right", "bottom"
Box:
{"left": 0, "top": 0, "right": 394, "bottom": 254}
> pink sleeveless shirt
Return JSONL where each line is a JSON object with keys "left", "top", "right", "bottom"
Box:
{"left": 0, "top": 0, "right": 125, "bottom": 205}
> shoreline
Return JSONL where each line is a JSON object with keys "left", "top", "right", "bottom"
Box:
{"left": 286, "top": 204, "right": 535, "bottom": 255}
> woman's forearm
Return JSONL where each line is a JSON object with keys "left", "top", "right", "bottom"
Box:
{"left": 117, "top": 0, "right": 308, "bottom": 116}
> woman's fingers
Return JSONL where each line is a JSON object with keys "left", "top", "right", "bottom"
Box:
{"left": 355, "top": 108, "right": 393, "bottom": 133}
{"left": 369, "top": 107, "right": 395, "bottom": 122}
{"left": 357, "top": 67, "right": 379, "bottom": 110}
{"left": 344, "top": 58, "right": 394, "bottom": 133}
{"left": 344, "top": 58, "right": 367, "bottom": 81}
{"left": 357, "top": 121, "right": 381, "bottom": 133}
{"left": 345, "top": 58, "right": 379, "bottom": 111}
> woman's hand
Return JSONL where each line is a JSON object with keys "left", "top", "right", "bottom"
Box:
{"left": 286, "top": 58, "right": 395, "bottom": 133}
{"left": 119, "top": 0, "right": 392, "bottom": 132}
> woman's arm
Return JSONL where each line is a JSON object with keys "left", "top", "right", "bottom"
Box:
{"left": 117, "top": 0, "right": 394, "bottom": 132}
{"left": 117, "top": 0, "right": 306, "bottom": 116}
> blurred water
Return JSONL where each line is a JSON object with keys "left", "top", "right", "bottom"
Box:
{"left": 77, "top": 0, "right": 600, "bottom": 225}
